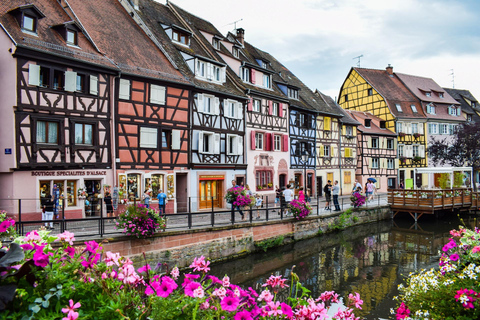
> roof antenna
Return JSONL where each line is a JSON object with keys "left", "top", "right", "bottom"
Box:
{"left": 450, "top": 69, "right": 455, "bottom": 88}
{"left": 224, "top": 18, "right": 243, "bottom": 31}
{"left": 353, "top": 55, "right": 363, "bottom": 67}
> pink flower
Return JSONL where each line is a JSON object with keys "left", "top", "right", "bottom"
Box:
{"left": 348, "top": 292, "right": 363, "bottom": 309}
{"left": 56, "top": 231, "right": 75, "bottom": 245}
{"left": 20, "top": 243, "right": 34, "bottom": 251}
{"left": 0, "top": 219, "right": 14, "bottom": 232}
{"left": 32, "top": 244, "right": 49, "bottom": 267}
{"left": 146, "top": 276, "right": 178, "bottom": 297}
{"left": 257, "top": 289, "right": 274, "bottom": 302}
{"left": 234, "top": 309, "right": 253, "bottom": 320}
{"left": 84, "top": 240, "right": 100, "bottom": 254}
{"left": 64, "top": 246, "right": 75, "bottom": 258}
{"left": 222, "top": 275, "right": 231, "bottom": 287}
{"left": 189, "top": 256, "right": 211, "bottom": 273}
{"left": 262, "top": 275, "right": 289, "bottom": 289}
{"left": 280, "top": 303, "right": 293, "bottom": 318}
{"left": 396, "top": 302, "right": 410, "bottom": 319}
{"left": 450, "top": 253, "right": 460, "bottom": 261}
{"left": 472, "top": 246, "right": 480, "bottom": 253}
{"left": 184, "top": 281, "right": 201, "bottom": 297}
{"left": 193, "top": 286, "right": 205, "bottom": 298}
{"left": 62, "top": 299, "right": 81, "bottom": 320}
{"left": 455, "top": 288, "right": 478, "bottom": 309}
{"left": 104, "top": 251, "right": 120, "bottom": 267}
{"left": 170, "top": 266, "right": 180, "bottom": 280}
{"left": 137, "top": 264, "right": 151, "bottom": 274}
{"left": 220, "top": 295, "right": 239, "bottom": 312}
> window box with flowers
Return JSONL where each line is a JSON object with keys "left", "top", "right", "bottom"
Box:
{"left": 413, "top": 156, "right": 422, "bottom": 162}
{"left": 399, "top": 156, "right": 408, "bottom": 164}
{"left": 398, "top": 132, "right": 407, "bottom": 138}
{"left": 413, "top": 133, "right": 422, "bottom": 139}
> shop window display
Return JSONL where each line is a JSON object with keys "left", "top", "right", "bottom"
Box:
{"left": 145, "top": 174, "right": 164, "bottom": 199}
{"left": 127, "top": 174, "right": 140, "bottom": 200}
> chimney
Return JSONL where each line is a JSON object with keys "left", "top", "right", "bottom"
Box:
{"left": 386, "top": 64, "right": 393, "bottom": 75}
{"left": 236, "top": 28, "right": 244, "bottom": 46}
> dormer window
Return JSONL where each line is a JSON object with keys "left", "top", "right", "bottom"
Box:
{"left": 66, "top": 29, "right": 77, "bottom": 45}
{"left": 241, "top": 67, "right": 255, "bottom": 84}
{"left": 448, "top": 105, "right": 461, "bottom": 116}
{"left": 472, "top": 102, "right": 477, "bottom": 108}
{"left": 368, "top": 88, "right": 373, "bottom": 96}
{"left": 439, "top": 92, "right": 444, "bottom": 98}
{"left": 411, "top": 105, "right": 417, "bottom": 113}
{"left": 288, "top": 87, "right": 299, "bottom": 100}
{"left": 172, "top": 28, "right": 190, "bottom": 45}
{"left": 195, "top": 58, "right": 225, "bottom": 83}
{"left": 425, "top": 92, "right": 431, "bottom": 97}
{"left": 263, "top": 74, "right": 271, "bottom": 89}
{"left": 232, "top": 47, "right": 239, "bottom": 58}
{"left": 395, "top": 104, "right": 403, "bottom": 112}
{"left": 427, "top": 103, "right": 436, "bottom": 114}
{"left": 52, "top": 22, "right": 81, "bottom": 46}
{"left": 365, "top": 119, "right": 371, "bottom": 127}
{"left": 380, "top": 121, "right": 386, "bottom": 129}
{"left": 212, "top": 37, "right": 220, "bottom": 50}
{"left": 8, "top": 4, "right": 45, "bottom": 35}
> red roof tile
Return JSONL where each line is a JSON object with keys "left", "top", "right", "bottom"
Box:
{"left": 346, "top": 110, "right": 396, "bottom": 136}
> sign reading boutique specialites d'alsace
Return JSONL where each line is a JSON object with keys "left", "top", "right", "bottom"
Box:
{"left": 31, "top": 171, "right": 107, "bottom": 176}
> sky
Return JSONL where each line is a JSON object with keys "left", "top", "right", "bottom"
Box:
{"left": 160, "top": 0, "right": 480, "bottom": 101}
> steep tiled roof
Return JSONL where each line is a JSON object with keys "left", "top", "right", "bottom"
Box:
{"left": 315, "top": 91, "right": 358, "bottom": 121}
{"left": 0, "top": 0, "right": 115, "bottom": 69}
{"left": 67, "top": 0, "right": 188, "bottom": 84}
{"left": 353, "top": 67, "right": 426, "bottom": 119}
{"left": 133, "top": 0, "right": 245, "bottom": 98}
{"left": 396, "top": 73, "right": 458, "bottom": 105}
{"left": 168, "top": 2, "right": 223, "bottom": 38}
{"left": 346, "top": 110, "right": 396, "bottom": 136}
{"left": 444, "top": 88, "right": 480, "bottom": 121}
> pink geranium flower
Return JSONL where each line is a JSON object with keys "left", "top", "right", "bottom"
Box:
{"left": 234, "top": 309, "right": 253, "bottom": 320}
{"left": 32, "top": 244, "right": 49, "bottom": 267}
{"left": 184, "top": 281, "right": 201, "bottom": 297}
{"left": 170, "top": 266, "right": 180, "bottom": 280}
{"left": 0, "top": 219, "right": 14, "bottom": 232}
{"left": 280, "top": 303, "right": 293, "bottom": 318}
{"left": 396, "top": 302, "right": 410, "bottom": 319}
{"left": 472, "top": 246, "right": 480, "bottom": 253}
{"left": 348, "top": 292, "right": 363, "bottom": 309}
{"left": 189, "top": 256, "right": 211, "bottom": 273}
{"left": 62, "top": 299, "right": 81, "bottom": 320}
{"left": 220, "top": 295, "right": 239, "bottom": 312}
{"left": 56, "top": 231, "right": 75, "bottom": 246}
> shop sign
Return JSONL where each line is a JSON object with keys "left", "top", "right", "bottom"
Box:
{"left": 31, "top": 170, "right": 107, "bottom": 177}
{"left": 199, "top": 175, "right": 225, "bottom": 181}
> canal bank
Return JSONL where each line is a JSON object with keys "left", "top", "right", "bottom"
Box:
{"left": 96, "top": 205, "right": 392, "bottom": 268}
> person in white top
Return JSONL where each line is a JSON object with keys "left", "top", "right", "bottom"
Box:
{"left": 282, "top": 184, "right": 294, "bottom": 215}
{"left": 352, "top": 179, "right": 362, "bottom": 194}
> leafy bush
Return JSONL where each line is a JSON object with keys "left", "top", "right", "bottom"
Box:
{"left": 255, "top": 236, "right": 284, "bottom": 252}
{"left": 1, "top": 229, "right": 365, "bottom": 319}
{"left": 288, "top": 199, "right": 312, "bottom": 220}
{"left": 395, "top": 226, "right": 480, "bottom": 319}
{"left": 115, "top": 203, "right": 166, "bottom": 239}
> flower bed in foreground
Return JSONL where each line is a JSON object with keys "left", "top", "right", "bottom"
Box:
{"left": 395, "top": 226, "right": 480, "bottom": 320}
{"left": 1, "top": 229, "right": 363, "bottom": 319}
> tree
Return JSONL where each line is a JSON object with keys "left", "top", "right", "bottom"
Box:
{"left": 428, "top": 122, "right": 480, "bottom": 190}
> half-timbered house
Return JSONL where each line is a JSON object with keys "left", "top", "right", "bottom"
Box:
{"left": 0, "top": 0, "right": 118, "bottom": 219}
{"left": 338, "top": 66, "right": 426, "bottom": 189}
{"left": 70, "top": 0, "right": 192, "bottom": 213}
{"left": 133, "top": 0, "right": 248, "bottom": 211}
{"left": 346, "top": 111, "right": 397, "bottom": 192}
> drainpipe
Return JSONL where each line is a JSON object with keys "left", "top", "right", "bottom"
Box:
{"left": 339, "top": 122, "right": 343, "bottom": 196}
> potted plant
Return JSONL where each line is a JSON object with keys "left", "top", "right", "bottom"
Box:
{"left": 399, "top": 156, "right": 407, "bottom": 164}
{"left": 413, "top": 133, "right": 422, "bottom": 139}
{"left": 288, "top": 199, "right": 312, "bottom": 220}
{"left": 398, "top": 132, "right": 407, "bottom": 137}
{"left": 413, "top": 156, "right": 422, "bottom": 162}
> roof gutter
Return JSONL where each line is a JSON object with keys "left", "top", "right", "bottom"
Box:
{"left": 0, "top": 22, "right": 17, "bottom": 46}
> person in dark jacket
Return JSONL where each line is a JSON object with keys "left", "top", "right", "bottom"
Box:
{"left": 43, "top": 195, "right": 55, "bottom": 229}
{"left": 104, "top": 192, "right": 114, "bottom": 218}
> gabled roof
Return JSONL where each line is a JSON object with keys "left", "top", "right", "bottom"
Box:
{"left": 396, "top": 73, "right": 458, "bottom": 105}
{"left": 315, "top": 91, "right": 358, "bottom": 121}
{"left": 132, "top": 0, "right": 244, "bottom": 97}
{"left": 443, "top": 88, "right": 480, "bottom": 120}
{"left": 351, "top": 67, "right": 426, "bottom": 119}
{"left": 0, "top": 0, "right": 114, "bottom": 69}
{"left": 346, "top": 110, "right": 396, "bottom": 136}
{"left": 65, "top": 0, "right": 188, "bottom": 84}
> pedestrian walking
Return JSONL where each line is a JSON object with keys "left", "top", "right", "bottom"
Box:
{"left": 332, "top": 180, "right": 341, "bottom": 211}
{"left": 143, "top": 190, "right": 151, "bottom": 208}
{"left": 366, "top": 180, "right": 376, "bottom": 202}
{"left": 274, "top": 185, "right": 281, "bottom": 212}
{"left": 157, "top": 189, "right": 167, "bottom": 215}
{"left": 229, "top": 180, "right": 244, "bottom": 221}
{"left": 43, "top": 194, "right": 54, "bottom": 229}
{"left": 298, "top": 187, "right": 305, "bottom": 203}
{"left": 255, "top": 194, "right": 263, "bottom": 219}
{"left": 283, "top": 184, "right": 294, "bottom": 215}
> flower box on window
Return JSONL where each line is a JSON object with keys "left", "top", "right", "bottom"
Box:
{"left": 398, "top": 132, "right": 407, "bottom": 137}
{"left": 413, "top": 133, "right": 422, "bottom": 139}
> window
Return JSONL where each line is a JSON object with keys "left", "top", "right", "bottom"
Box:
{"left": 371, "top": 137, "right": 379, "bottom": 149}
{"left": 23, "top": 14, "right": 36, "bottom": 32}
{"left": 428, "top": 123, "right": 438, "bottom": 134}
{"left": 413, "top": 145, "right": 419, "bottom": 157}
{"left": 397, "top": 122, "right": 403, "bottom": 133}
{"left": 145, "top": 174, "right": 164, "bottom": 199}
{"left": 150, "top": 84, "right": 166, "bottom": 104}
{"left": 387, "top": 139, "right": 394, "bottom": 149}
{"left": 199, "top": 132, "right": 218, "bottom": 154}
{"left": 365, "top": 119, "right": 371, "bottom": 127}
{"left": 37, "top": 121, "right": 58, "bottom": 144}
{"left": 439, "top": 93, "right": 444, "bottom": 98}
{"left": 196, "top": 60, "right": 206, "bottom": 78}
{"left": 344, "top": 94, "right": 348, "bottom": 102}
{"left": 74, "top": 123, "right": 93, "bottom": 145}
{"left": 324, "top": 117, "right": 331, "bottom": 131}
{"left": 39, "top": 180, "right": 77, "bottom": 208}
{"left": 53, "top": 70, "right": 64, "bottom": 90}
{"left": 387, "top": 158, "right": 395, "bottom": 169}
{"left": 227, "top": 135, "right": 242, "bottom": 155}
{"left": 197, "top": 94, "right": 219, "bottom": 114}
{"left": 441, "top": 124, "right": 448, "bottom": 135}
{"left": 426, "top": 92, "right": 431, "bottom": 97}
{"left": 398, "top": 144, "right": 404, "bottom": 157}
{"left": 119, "top": 79, "right": 130, "bottom": 100}
{"left": 288, "top": 88, "right": 299, "bottom": 99}
{"left": 323, "top": 145, "right": 330, "bottom": 157}
{"left": 368, "top": 88, "right": 373, "bottom": 96}
{"left": 412, "top": 123, "right": 418, "bottom": 134}
{"left": 75, "top": 73, "right": 85, "bottom": 92}
{"left": 212, "top": 38, "right": 220, "bottom": 49}
{"left": 427, "top": 104, "right": 436, "bottom": 114}
{"left": 449, "top": 124, "right": 456, "bottom": 135}
{"left": 241, "top": 67, "right": 250, "bottom": 82}
{"left": 225, "top": 100, "right": 236, "bottom": 118}
{"left": 66, "top": 29, "right": 77, "bottom": 45}
{"left": 255, "top": 132, "right": 264, "bottom": 150}
{"left": 395, "top": 104, "right": 403, "bottom": 112}
{"left": 140, "top": 127, "right": 157, "bottom": 148}
{"left": 162, "top": 130, "right": 171, "bottom": 149}
{"left": 345, "top": 126, "right": 353, "bottom": 136}
{"left": 172, "top": 30, "right": 189, "bottom": 45}
{"left": 272, "top": 102, "right": 279, "bottom": 116}
{"left": 274, "top": 135, "right": 281, "bottom": 151}
{"left": 212, "top": 65, "right": 221, "bottom": 82}
{"left": 448, "top": 105, "right": 461, "bottom": 116}
{"left": 472, "top": 102, "right": 476, "bottom": 108}
{"left": 411, "top": 105, "right": 417, "bottom": 113}
{"left": 380, "top": 121, "right": 386, "bottom": 129}
{"left": 371, "top": 158, "right": 379, "bottom": 169}
{"left": 263, "top": 74, "right": 270, "bottom": 88}
{"left": 232, "top": 47, "right": 239, "bottom": 58}
{"left": 39, "top": 67, "right": 50, "bottom": 88}
{"left": 344, "top": 148, "right": 353, "bottom": 158}
{"left": 255, "top": 170, "right": 273, "bottom": 190}
{"left": 253, "top": 99, "right": 261, "bottom": 112}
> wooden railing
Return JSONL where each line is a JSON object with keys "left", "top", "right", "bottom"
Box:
{"left": 388, "top": 188, "right": 480, "bottom": 213}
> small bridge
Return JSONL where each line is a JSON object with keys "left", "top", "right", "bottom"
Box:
{"left": 388, "top": 188, "right": 480, "bottom": 221}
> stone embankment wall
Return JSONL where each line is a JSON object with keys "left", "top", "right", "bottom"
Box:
{"left": 99, "top": 206, "right": 391, "bottom": 268}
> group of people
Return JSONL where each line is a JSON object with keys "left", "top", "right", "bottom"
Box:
{"left": 323, "top": 178, "right": 377, "bottom": 211}
{"left": 142, "top": 189, "right": 168, "bottom": 215}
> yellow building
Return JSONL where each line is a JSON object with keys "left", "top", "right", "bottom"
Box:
{"left": 338, "top": 66, "right": 428, "bottom": 188}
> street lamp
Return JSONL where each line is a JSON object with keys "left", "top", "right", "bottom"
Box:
{"left": 302, "top": 151, "right": 309, "bottom": 191}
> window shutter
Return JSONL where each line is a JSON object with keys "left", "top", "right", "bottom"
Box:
{"left": 140, "top": 127, "right": 157, "bottom": 148}
{"left": 418, "top": 123, "right": 424, "bottom": 134}
{"left": 279, "top": 103, "right": 284, "bottom": 117}
{"left": 214, "top": 97, "right": 220, "bottom": 115}
{"left": 342, "top": 125, "right": 346, "bottom": 136}
{"left": 237, "top": 136, "right": 243, "bottom": 155}
{"left": 457, "top": 107, "right": 461, "bottom": 116}
{"left": 250, "top": 69, "right": 256, "bottom": 84}
{"left": 198, "top": 131, "right": 204, "bottom": 153}
{"left": 419, "top": 145, "right": 425, "bottom": 157}
{"left": 214, "top": 134, "right": 220, "bottom": 153}
{"left": 319, "top": 144, "right": 324, "bottom": 157}
{"left": 331, "top": 146, "right": 335, "bottom": 157}
{"left": 64, "top": 71, "right": 77, "bottom": 92}
{"left": 265, "top": 133, "right": 272, "bottom": 151}
{"left": 247, "top": 98, "right": 253, "bottom": 111}
{"left": 268, "top": 100, "right": 273, "bottom": 115}
{"left": 367, "top": 137, "right": 372, "bottom": 148}
{"left": 220, "top": 67, "right": 226, "bottom": 83}
{"left": 395, "top": 159, "right": 399, "bottom": 169}
{"left": 394, "top": 138, "right": 398, "bottom": 150}
{"left": 353, "top": 126, "right": 357, "bottom": 136}
{"left": 307, "top": 142, "right": 312, "bottom": 155}
{"left": 197, "top": 94, "right": 204, "bottom": 112}
{"left": 150, "top": 84, "right": 166, "bottom": 104}
{"left": 282, "top": 134, "right": 288, "bottom": 152}
{"left": 171, "top": 130, "right": 181, "bottom": 150}
{"left": 119, "top": 79, "right": 130, "bottom": 99}
{"left": 28, "top": 64, "right": 41, "bottom": 86}
{"left": 236, "top": 102, "right": 242, "bottom": 119}
{"left": 89, "top": 75, "right": 98, "bottom": 95}
{"left": 251, "top": 131, "right": 256, "bottom": 150}
{"left": 368, "top": 158, "right": 372, "bottom": 169}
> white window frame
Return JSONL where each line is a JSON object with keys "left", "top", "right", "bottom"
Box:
{"left": 449, "top": 124, "right": 456, "bottom": 135}
{"left": 411, "top": 104, "right": 417, "bottom": 113}
{"left": 241, "top": 67, "right": 250, "bottom": 82}
{"left": 387, "top": 158, "right": 395, "bottom": 169}
{"left": 395, "top": 104, "right": 403, "bottom": 112}
{"left": 323, "top": 145, "right": 330, "bottom": 157}
{"left": 255, "top": 132, "right": 264, "bottom": 150}
{"left": 263, "top": 74, "right": 271, "bottom": 89}
{"left": 413, "top": 145, "right": 419, "bottom": 157}
{"left": 387, "top": 139, "right": 394, "bottom": 149}
{"left": 227, "top": 134, "right": 243, "bottom": 155}
{"left": 196, "top": 59, "right": 206, "bottom": 78}
{"left": 428, "top": 123, "right": 438, "bottom": 134}
{"left": 441, "top": 124, "right": 449, "bottom": 135}
{"left": 371, "top": 137, "right": 379, "bottom": 149}
{"left": 371, "top": 158, "right": 379, "bottom": 169}
{"left": 397, "top": 122, "right": 403, "bottom": 133}
{"left": 140, "top": 127, "right": 157, "bottom": 149}
{"left": 212, "top": 38, "right": 220, "bottom": 50}
{"left": 411, "top": 123, "right": 418, "bottom": 134}
{"left": 198, "top": 131, "right": 219, "bottom": 154}
{"left": 253, "top": 99, "right": 261, "bottom": 112}
{"left": 398, "top": 144, "right": 404, "bottom": 157}
{"left": 427, "top": 104, "right": 436, "bottom": 115}
{"left": 197, "top": 93, "right": 219, "bottom": 115}
{"left": 233, "top": 47, "right": 239, "bottom": 58}
{"left": 273, "top": 135, "right": 281, "bottom": 151}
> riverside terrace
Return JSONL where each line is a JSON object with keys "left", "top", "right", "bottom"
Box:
{"left": 8, "top": 194, "right": 389, "bottom": 238}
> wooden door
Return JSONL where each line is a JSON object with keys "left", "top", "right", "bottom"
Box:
{"left": 198, "top": 180, "right": 223, "bottom": 209}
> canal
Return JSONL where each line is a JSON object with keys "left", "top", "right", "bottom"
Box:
{"left": 209, "top": 214, "right": 478, "bottom": 319}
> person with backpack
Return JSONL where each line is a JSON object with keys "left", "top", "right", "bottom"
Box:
{"left": 324, "top": 180, "right": 332, "bottom": 210}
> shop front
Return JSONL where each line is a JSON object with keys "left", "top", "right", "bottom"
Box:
{"left": 198, "top": 175, "right": 224, "bottom": 210}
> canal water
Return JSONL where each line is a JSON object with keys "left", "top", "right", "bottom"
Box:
{"left": 209, "top": 214, "right": 479, "bottom": 319}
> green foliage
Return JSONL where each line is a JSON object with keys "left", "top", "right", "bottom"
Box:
{"left": 453, "top": 172, "right": 464, "bottom": 188}
{"left": 255, "top": 236, "right": 284, "bottom": 252}
{"left": 438, "top": 173, "right": 451, "bottom": 189}
{"left": 329, "top": 210, "right": 355, "bottom": 231}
